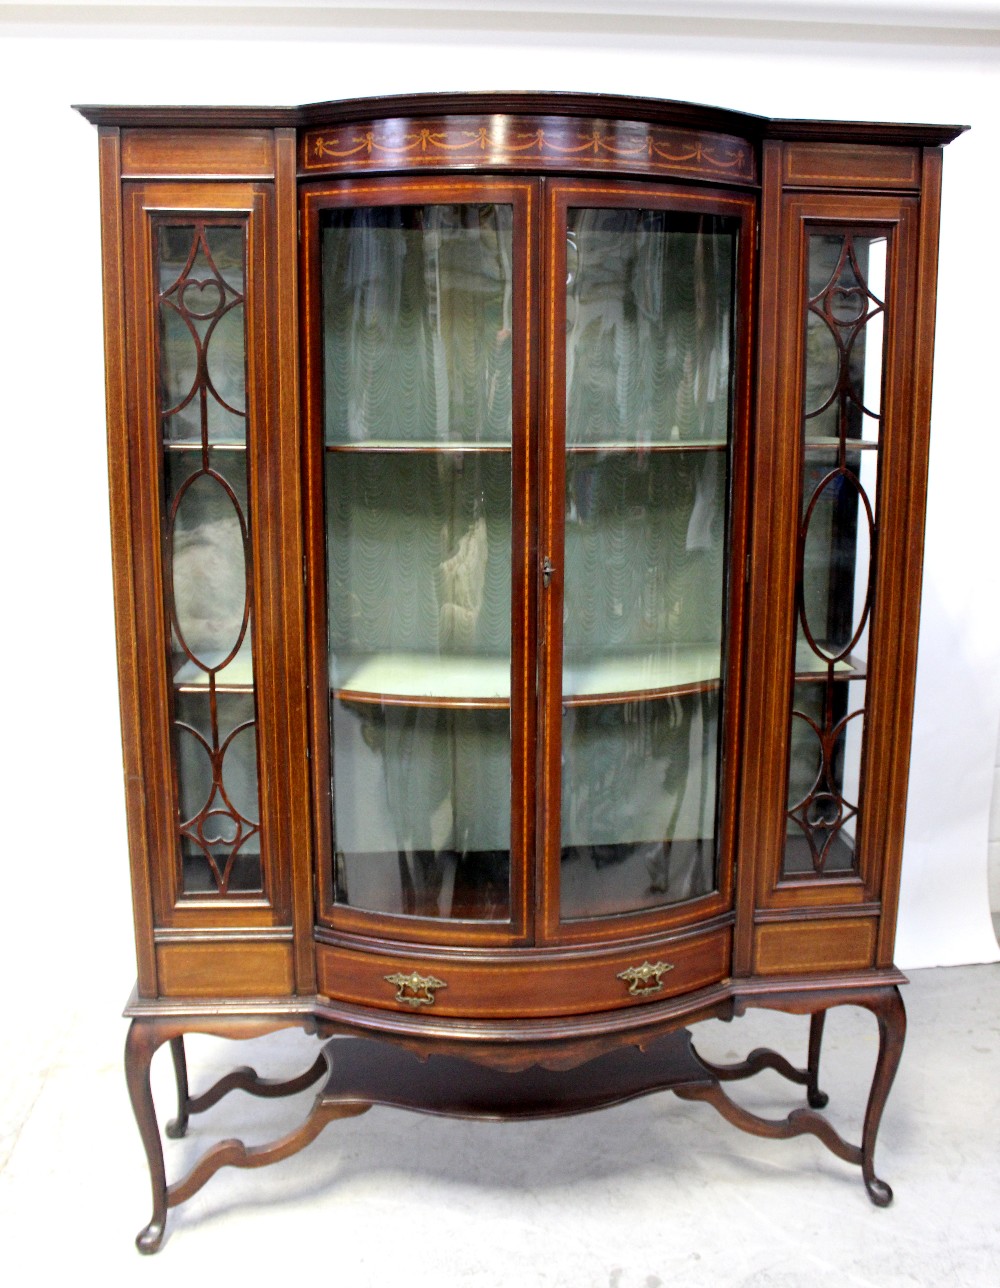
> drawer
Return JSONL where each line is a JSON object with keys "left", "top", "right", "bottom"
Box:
{"left": 316, "top": 926, "right": 731, "bottom": 1020}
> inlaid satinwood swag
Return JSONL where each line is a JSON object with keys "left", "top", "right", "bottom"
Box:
{"left": 302, "top": 116, "right": 756, "bottom": 183}
{"left": 75, "top": 91, "right": 964, "bottom": 1253}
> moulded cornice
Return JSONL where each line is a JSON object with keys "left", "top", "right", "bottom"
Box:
{"left": 73, "top": 91, "right": 969, "bottom": 149}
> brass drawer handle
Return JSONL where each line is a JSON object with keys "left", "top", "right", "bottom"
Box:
{"left": 617, "top": 960, "right": 674, "bottom": 997}
{"left": 384, "top": 970, "right": 448, "bottom": 1008}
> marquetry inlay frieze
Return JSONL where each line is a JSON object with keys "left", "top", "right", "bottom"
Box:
{"left": 301, "top": 115, "right": 757, "bottom": 184}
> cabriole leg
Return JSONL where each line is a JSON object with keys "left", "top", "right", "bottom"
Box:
{"left": 124, "top": 1020, "right": 170, "bottom": 1254}
{"left": 807, "top": 1009, "right": 829, "bottom": 1109}
{"left": 166, "top": 1036, "right": 190, "bottom": 1139}
{"left": 860, "top": 985, "right": 906, "bottom": 1207}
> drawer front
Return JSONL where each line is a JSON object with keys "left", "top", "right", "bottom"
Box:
{"left": 316, "top": 927, "right": 731, "bottom": 1019}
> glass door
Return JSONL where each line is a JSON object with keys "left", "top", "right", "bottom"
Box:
{"left": 304, "top": 178, "right": 535, "bottom": 945}
{"left": 540, "top": 182, "right": 753, "bottom": 940}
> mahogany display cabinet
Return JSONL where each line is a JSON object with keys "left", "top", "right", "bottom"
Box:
{"left": 76, "top": 92, "right": 965, "bottom": 1252}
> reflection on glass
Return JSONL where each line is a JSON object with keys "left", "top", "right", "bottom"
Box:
{"left": 566, "top": 209, "right": 733, "bottom": 446}
{"left": 159, "top": 225, "right": 246, "bottom": 444}
{"left": 322, "top": 205, "right": 513, "bottom": 445}
{"left": 784, "top": 233, "right": 887, "bottom": 877}
{"left": 175, "top": 692, "right": 260, "bottom": 894}
{"left": 166, "top": 450, "right": 253, "bottom": 686}
{"left": 326, "top": 454, "right": 510, "bottom": 677}
{"left": 157, "top": 222, "right": 261, "bottom": 896}
{"left": 798, "top": 446, "right": 876, "bottom": 665}
{"left": 331, "top": 703, "right": 510, "bottom": 919}
{"left": 561, "top": 695, "right": 719, "bottom": 919}
{"left": 321, "top": 203, "right": 515, "bottom": 921}
{"left": 560, "top": 207, "right": 736, "bottom": 919}
{"left": 784, "top": 680, "right": 865, "bottom": 877}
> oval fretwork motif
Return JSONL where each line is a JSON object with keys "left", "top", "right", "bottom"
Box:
{"left": 156, "top": 221, "right": 262, "bottom": 896}
{"left": 783, "top": 231, "right": 887, "bottom": 879}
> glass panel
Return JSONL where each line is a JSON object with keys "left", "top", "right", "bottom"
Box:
{"left": 783, "top": 232, "right": 887, "bottom": 879}
{"left": 157, "top": 221, "right": 261, "bottom": 896}
{"left": 785, "top": 679, "right": 865, "bottom": 876}
{"left": 561, "top": 695, "right": 719, "bottom": 919}
{"left": 331, "top": 703, "right": 510, "bottom": 919}
{"left": 175, "top": 692, "right": 261, "bottom": 894}
{"left": 560, "top": 207, "right": 737, "bottom": 920}
{"left": 159, "top": 224, "right": 247, "bottom": 445}
{"left": 322, "top": 204, "right": 513, "bottom": 446}
{"left": 803, "top": 234, "right": 885, "bottom": 448}
{"left": 321, "top": 203, "right": 515, "bottom": 922}
{"left": 566, "top": 209, "right": 733, "bottom": 447}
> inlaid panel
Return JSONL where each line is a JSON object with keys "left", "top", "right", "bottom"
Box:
{"left": 302, "top": 114, "right": 756, "bottom": 185}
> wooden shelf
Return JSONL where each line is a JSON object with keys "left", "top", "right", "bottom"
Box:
{"left": 567, "top": 439, "right": 728, "bottom": 454}
{"left": 803, "top": 436, "right": 878, "bottom": 451}
{"left": 332, "top": 653, "right": 509, "bottom": 708}
{"left": 163, "top": 440, "right": 247, "bottom": 452}
{"left": 326, "top": 440, "right": 511, "bottom": 453}
{"left": 563, "top": 646, "right": 721, "bottom": 706}
{"left": 323, "top": 439, "right": 728, "bottom": 454}
{"left": 794, "top": 641, "right": 866, "bottom": 682}
{"left": 331, "top": 646, "right": 726, "bottom": 709}
{"left": 173, "top": 641, "right": 254, "bottom": 692}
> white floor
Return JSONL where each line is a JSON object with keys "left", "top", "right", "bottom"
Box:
{"left": 1, "top": 965, "right": 998, "bottom": 1287}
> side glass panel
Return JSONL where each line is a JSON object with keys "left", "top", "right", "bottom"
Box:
{"left": 321, "top": 204, "right": 514, "bottom": 921}
{"left": 783, "top": 231, "right": 887, "bottom": 878}
{"left": 560, "top": 208, "right": 737, "bottom": 920}
{"left": 157, "top": 222, "right": 261, "bottom": 895}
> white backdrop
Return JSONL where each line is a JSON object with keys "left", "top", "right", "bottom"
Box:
{"left": 0, "top": 2, "right": 997, "bottom": 1006}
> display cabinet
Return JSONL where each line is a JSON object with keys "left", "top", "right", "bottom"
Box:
{"left": 76, "top": 93, "right": 964, "bottom": 1252}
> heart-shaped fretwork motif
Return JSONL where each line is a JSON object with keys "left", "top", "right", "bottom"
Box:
{"left": 179, "top": 277, "right": 226, "bottom": 320}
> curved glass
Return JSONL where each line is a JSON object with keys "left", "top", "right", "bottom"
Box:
{"left": 321, "top": 203, "right": 514, "bottom": 921}
{"left": 559, "top": 207, "right": 737, "bottom": 920}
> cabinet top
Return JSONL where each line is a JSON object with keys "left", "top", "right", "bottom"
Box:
{"left": 74, "top": 90, "right": 967, "bottom": 149}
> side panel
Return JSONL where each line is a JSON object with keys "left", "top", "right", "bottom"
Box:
{"left": 740, "top": 143, "right": 940, "bottom": 975}
{"left": 115, "top": 168, "right": 308, "bottom": 996}
{"left": 97, "top": 127, "right": 157, "bottom": 996}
